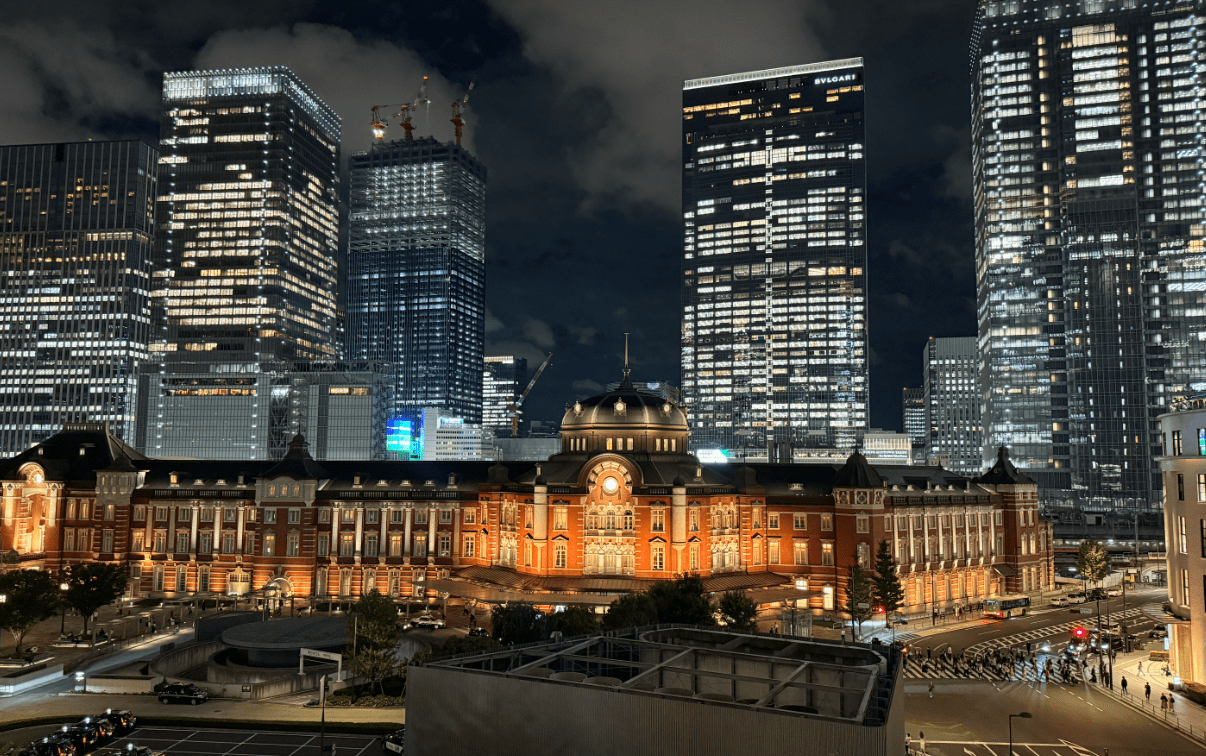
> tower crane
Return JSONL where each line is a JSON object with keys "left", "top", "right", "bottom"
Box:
{"left": 450, "top": 81, "right": 475, "bottom": 146}
{"left": 398, "top": 76, "right": 430, "bottom": 141}
{"left": 506, "top": 352, "right": 552, "bottom": 438}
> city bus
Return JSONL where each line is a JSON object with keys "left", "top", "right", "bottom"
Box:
{"left": 983, "top": 594, "right": 1031, "bottom": 619}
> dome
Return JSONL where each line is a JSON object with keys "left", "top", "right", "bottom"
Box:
{"left": 561, "top": 379, "right": 688, "bottom": 432}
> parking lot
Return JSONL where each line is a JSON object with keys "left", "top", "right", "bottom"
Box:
{"left": 3, "top": 726, "right": 383, "bottom": 756}
{"left": 107, "top": 727, "right": 381, "bottom": 756}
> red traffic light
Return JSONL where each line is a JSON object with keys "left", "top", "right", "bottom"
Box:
{"left": 1073, "top": 626, "right": 1087, "bottom": 639}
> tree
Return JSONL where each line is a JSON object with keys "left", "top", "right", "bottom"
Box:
{"left": 1076, "top": 540, "right": 1111, "bottom": 589}
{"left": 416, "top": 633, "right": 499, "bottom": 663}
{"left": 645, "top": 575, "right": 715, "bottom": 626}
{"left": 544, "top": 605, "right": 600, "bottom": 638}
{"left": 0, "top": 569, "right": 60, "bottom": 653}
{"left": 600, "top": 591, "right": 660, "bottom": 631}
{"left": 62, "top": 563, "right": 128, "bottom": 637}
{"left": 717, "top": 591, "right": 758, "bottom": 632}
{"left": 844, "top": 562, "right": 875, "bottom": 641}
{"left": 873, "top": 540, "right": 905, "bottom": 619}
{"left": 490, "top": 602, "right": 544, "bottom": 645}
{"left": 348, "top": 590, "right": 403, "bottom": 694}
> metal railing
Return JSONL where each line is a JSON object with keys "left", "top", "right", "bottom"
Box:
{"left": 1090, "top": 677, "right": 1206, "bottom": 743}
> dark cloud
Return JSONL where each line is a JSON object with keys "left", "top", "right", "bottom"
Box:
{"left": 0, "top": 0, "right": 983, "bottom": 434}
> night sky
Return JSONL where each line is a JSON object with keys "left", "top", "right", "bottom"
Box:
{"left": 1, "top": 0, "right": 980, "bottom": 433}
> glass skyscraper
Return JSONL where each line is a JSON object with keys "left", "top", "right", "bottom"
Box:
{"left": 922, "top": 336, "right": 982, "bottom": 475}
{"left": 681, "top": 60, "right": 869, "bottom": 460}
{"left": 483, "top": 356, "right": 526, "bottom": 437}
{"left": 972, "top": 0, "right": 1206, "bottom": 511}
{"left": 902, "top": 386, "right": 926, "bottom": 461}
{"left": 0, "top": 140, "right": 158, "bottom": 453}
{"left": 346, "top": 136, "right": 487, "bottom": 424}
{"left": 137, "top": 67, "right": 344, "bottom": 459}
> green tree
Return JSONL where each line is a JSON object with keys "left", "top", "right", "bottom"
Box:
{"left": 873, "top": 540, "right": 905, "bottom": 618}
{"left": 415, "top": 633, "right": 499, "bottom": 663}
{"left": 544, "top": 605, "right": 600, "bottom": 638}
{"left": 1076, "top": 540, "right": 1111, "bottom": 589}
{"left": 646, "top": 575, "right": 716, "bottom": 626}
{"left": 600, "top": 591, "right": 660, "bottom": 631}
{"left": 62, "top": 563, "right": 128, "bottom": 637}
{"left": 491, "top": 603, "right": 544, "bottom": 645}
{"left": 0, "top": 569, "right": 60, "bottom": 653}
{"left": 844, "top": 561, "right": 875, "bottom": 641}
{"left": 348, "top": 590, "right": 403, "bottom": 694}
{"left": 717, "top": 591, "right": 758, "bottom": 632}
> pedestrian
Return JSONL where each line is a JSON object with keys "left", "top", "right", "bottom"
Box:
{"left": 1145, "top": 682, "right": 1151, "bottom": 700}
{"left": 927, "top": 646, "right": 932, "bottom": 660}
{"left": 919, "top": 731, "right": 927, "bottom": 753}
{"left": 1137, "top": 661, "right": 1143, "bottom": 675}
{"left": 928, "top": 681, "right": 934, "bottom": 698}
{"left": 1122, "top": 676, "right": 1128, "bottom": 696}
{"left": 1026, "top": 641, "right": 1032, "bottom": 654}
{"left": 905, "top": 732, "right": 912, "bottom": 754}
{"left": 1161, "top": 694, "right": 1168, "bottom": 711}
{"left": 1169, "top": 695, "right": 1176, "bottom": 713}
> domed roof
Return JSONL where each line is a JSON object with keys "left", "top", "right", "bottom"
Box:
{"left": 561, "top": 378, "right": 688, "bottom": 431}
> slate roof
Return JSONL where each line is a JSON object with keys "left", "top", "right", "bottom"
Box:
{"left": 976, "top": 446, "right": 1035, "bottom": 485}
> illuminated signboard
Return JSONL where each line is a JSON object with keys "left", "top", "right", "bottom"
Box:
{"left": 386, "top": 417, "right": 420, "bottom": 458}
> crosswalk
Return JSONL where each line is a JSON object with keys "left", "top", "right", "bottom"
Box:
{"left": 901, "top": 653, "right": 1089, "bottom": 682}
{"left": 965, "top": 607, "right": 1147, "bottom": 657}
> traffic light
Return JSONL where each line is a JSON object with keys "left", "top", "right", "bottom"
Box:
{"left": 1073, "top": 626, "right": 1088, "bottom": 640}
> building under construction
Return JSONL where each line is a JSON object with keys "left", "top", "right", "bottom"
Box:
{"left": 345, "top": 135, "right": 487, "bottom": 427}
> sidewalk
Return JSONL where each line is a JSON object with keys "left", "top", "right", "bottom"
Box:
{"left": 1103, "top": 649, "right": 1206, "bottom": 745}
{"left": 860, "top": 585, "right": 1091, "bottom": 643}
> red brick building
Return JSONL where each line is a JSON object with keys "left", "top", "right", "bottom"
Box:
{"left": 0, "top": 380, "right": 1053, "bottom": 614}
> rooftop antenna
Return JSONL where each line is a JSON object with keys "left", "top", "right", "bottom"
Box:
{"left": 623, "top": 332, "right": 631, "bottom": 382}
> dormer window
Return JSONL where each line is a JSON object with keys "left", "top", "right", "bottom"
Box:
{"left": 377, "top": 479, "right": 388, "bottom": 487}
{"left": 353, "top": 476, "right": 361, "bottom": 486}
{"left": 194, "top": 479, "right": 204, "bottom": 486}
{"left": 401, "top": 480, "right": 411, "bottom": 487}
{"left": 216, "top": 479, "right": 226, "bottom": 486}
{"left": 79, "top": 448, "right": 86, "bottom": 457}
{"left": 448, "top": 473, "right": 457, "bottom": 486}
{"left": 170, "top": 473, "right": 179, "bottom": 486}
{"left": 426, "top": 480, "right": 435, "bottom": 486}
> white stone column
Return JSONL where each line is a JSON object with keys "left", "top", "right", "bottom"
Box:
{"left": 236, "top": 506, "right": 246, "bottom": 552}
{"left": 189, "top": 504, "right": 200, "bottom": 555}
{"left": 427, "top": 506, "right": 437, "bottom": 563}
{"left": 331, "top": 506, "right": 340, "bottom": 557}
{"left": 403, "top": 507, "right": 413, "bottom": 559}
{"left": 212, "top": 509, "right": 221, "bottom": 553}
{"left": 453, "top": 511, "right": 462, "bottom": 558}
{"left": 354, "top": 507, "right": 365, "bottom": 563}
{"left": 379, "top": 508, "right": 389, "bottom": 564}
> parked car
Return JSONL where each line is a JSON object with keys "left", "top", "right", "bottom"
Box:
{"left": 1067, "top": 593, "right": 1087, "bottom": 604}
{"left": 467, "top": 627, "right": 488, "bottom": 637}
{"left": 92, "top": 747, "right": 161, "bottom": 756}
{"left": 96, "top": 709, "right": 137, "bottom": 735}
{"left": 1106, "top": 587, "right": 1123, "bottom": 597}
{"left": 83, "top": 716, "right": 115, "bottom": 740}
{"left": 1149, "top": 627, "right": 1169, "bottom": 639}
{"left": 411, "top": 615, "right": 445, "bottom": 629}
{"left": 381, "top": 727, "right": 405, "bottom": 754}
{"left": 157, "top": 683, "right": 209, "bottom": 705}
{"left": 1050, "top": 597, "right": 1070, "bottom": 607}
{"left": 18, "top": 735, "right": 76, "bottom": 756}
{"left": 59, "top": 722, "right": 103, "bottom": 750}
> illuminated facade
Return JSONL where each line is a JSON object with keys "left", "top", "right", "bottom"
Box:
{"left": 0, "top": 140, "right": 158, "bottom": 455}
{"left": 972, "top": 0, "right": 1206, "bottom": 510}
{"left": 154, "top": 67, "right": 340, "bottom": 362}
{"left": 902, "top": 387, "right": 926, "bottom": 462}
{"left": 1156, "top": 395, "right": 1206, "bottom": 686}
{"left": 137, "top": 361, "right": 394, "bottom": 461}
{"left": 923, "top": 337, "right": 982, "bottom": 475}
{"left": 0, "top": 378, "right": 1052, "bottom": 611}
{"left": 483, "top": 356, "right": 526, "bottom": 437}
{"left": 347, "top": 137, "right": 487, "bottom": 424}
{"left": 681, "top": 60, "right": 869, "bottom": 461}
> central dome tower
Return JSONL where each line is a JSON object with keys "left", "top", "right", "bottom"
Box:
{"left": 559, "top": 375, "right": 689, "bottom": 456}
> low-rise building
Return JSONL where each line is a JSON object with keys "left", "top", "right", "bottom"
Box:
{"left": 0, "top": 377, "right": 1053, "bottom": 613}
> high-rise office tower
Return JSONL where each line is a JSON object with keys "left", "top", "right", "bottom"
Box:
{"left": 138, "top": 67, "right": 343, "bottom": 459}
{"left": 972, "top": 0, "right": 1206, "bottom": 511}
{"left": 483, "top": 356, "right": 527, "bottom": 437}
{"left": 347, "top": 137, "right": 487, "bottom": 427}
{"left": 0, "top": 140, "right": 158, "bottom": 453}
{"left": 154, "top": 67, "right": 340, "bottom": 361}
{"left": 922, "top": 337, "right": 982, "bottom": 475}
{"left": 681, "top": 60, "right": 869, "bottom": 460}
{"left": 902, "top": 386, "right": 926, "bottom": 461}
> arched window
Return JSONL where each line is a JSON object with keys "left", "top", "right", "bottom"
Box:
{"left": 624, "top": 510, "right": 633, "bottom": 530}
{"left": 587, "top": 512, "right": 598, "bottom": 530}
{"left": 606, "top": 509, "right": 617, "bottom": 530}
{"left": 554, "top": 544, "right": 567, "bottom": 568}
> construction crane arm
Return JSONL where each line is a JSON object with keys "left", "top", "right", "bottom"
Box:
{"left": 507, "top": 352, "right": 552, "bottom": 437}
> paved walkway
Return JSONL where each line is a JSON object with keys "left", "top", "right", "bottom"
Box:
{"left": 1103, "top": 649, "right": 1206, "bottom": 744}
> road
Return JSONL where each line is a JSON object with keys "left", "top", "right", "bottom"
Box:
{"left": 898, "top": 587, "right": 1167, "bottom": 662}
{"left": 903, "top": 678, "right": 1203, "bottom": 755}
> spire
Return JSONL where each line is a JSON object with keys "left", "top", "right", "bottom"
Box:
{"left": 622, "top": 332, "right": 631, "bottom": 384}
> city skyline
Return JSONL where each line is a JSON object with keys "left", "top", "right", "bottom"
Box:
{"left": 0, "top": 0, "right": 983, "bottom": 433}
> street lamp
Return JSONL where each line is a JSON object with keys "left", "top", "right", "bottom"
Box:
{"left": 1009, "top": 711, "right": 1032, "bottom": 756}
{"left": 59, "top": 582, "right": 69, "bottom": 638}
